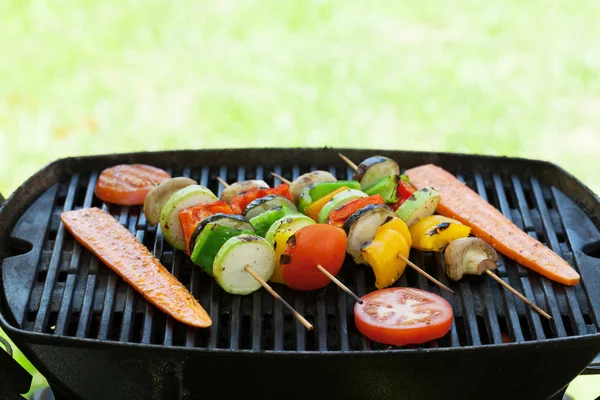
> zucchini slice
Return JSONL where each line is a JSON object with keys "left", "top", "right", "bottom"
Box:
{"left": 395, "top": 187, "right": 441, "bottom": 227}
{"left": 249, "top": 205, "right": 294, "bottom": 237}
{"left": 190, "top": 223, "right": 250, "bottom": 276}
{"left": 243, "top": 194, "right": 297, "bottom": 220}
{"left": 344, "top": 203, "right": 397, "bottom": 264}
{"left": 188, "top": 213, "right": 254, "bottom": 254}
{"left": 317, "top": 188, "right": 367, "bottom": 223}
{"left": 213, "top": 234, "right": 276, "bottom": 295}
{"left": 264, "top": 213, "right": 315, "bottom": 245}
{"left": 220, "top": 179, "right": 269, "bottom": 204}
{"left": 289, "top": 170, "right": 337, "bottom": 202}
{"left": 353, "top": 156, "right": 400, "bottom": 190}
{"left": 159, "top": 185, "right": 218, "bottom": 251}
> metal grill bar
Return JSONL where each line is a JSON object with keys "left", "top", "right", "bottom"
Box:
{"left": 12, "top": 155, "right": 599, "bottom": 355}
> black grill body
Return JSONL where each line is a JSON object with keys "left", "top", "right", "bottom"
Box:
{"left": 0, "top": 148, "right": 599, "bottom": 400}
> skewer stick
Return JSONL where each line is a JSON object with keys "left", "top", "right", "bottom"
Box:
{"left": 397, "top": 254, "right": 455, "bottom": 294}
{"left": 216, "top": 176, "right": 230, "bottom": 187}
{"left": 270, "top": 172, "right": 292, "bottom": 185}
{"left": 485, "top": 269, "right": 551, "bottom": 320}
{"left": 244, "top": 265, "right": 313, "bottom": 330}
{"left": 316, "top": 265, "right": 363, "bottom": 304}
{"left": 338, "top": 152, "right": 359, "bottom": 171}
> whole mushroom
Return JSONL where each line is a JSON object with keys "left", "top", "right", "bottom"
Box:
{"left": 443, "top": 237, "right": 499, "bottom": 281}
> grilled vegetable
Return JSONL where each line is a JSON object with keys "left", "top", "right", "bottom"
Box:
{"left": 409, "top": 215, "right": 471, "bottom": 252}
{"left": 160, "top": 185, "right": 218, "bottom": 251}
{"left": 406, "top": 163, "right": 581, "bottom": 285}
{"left": 364, "top": 174, "right": 399, "bottom": 204}
{"left": 317, "top": 188, "right": 367, "bottom": 223}
{"left": 191, "top": 224, "right": 252, "bottom": 276}
{"left": 443, "top": 237, "right": 499, "bottom": 281}
{"left": 343, "top": 204, "right": 397, "bottom": 264}
{"left": 269, "top": 214, "right": 316, "bottom": 284}
{"left": 249, "top": 205, "right": 295, "bottom": 237}
{"left": 143, "top": 177, "right": 197, "bottom": 226}
{"left": 390, "top": 176, "right": 416, "bottom": 210}
{"left": 289, "top": 170, "right": 337, "bottom": 202}
{"left": 244, "top": 194, "right": 297, "bottom": 220}
{"left": 230, "top": 184, "right": 294, "bottom": 214}
{"left": 327, "top": 194, "right": 384, "bottom": 228}
{"left": 280, "top": 224, "right": 347, "bottom": 291}
{"left": 213, "top": 234, "right": 275, "bottom": 295}
{"left": 61, "top": 207, "right": 211, "bottom": 328}
{"left": 354, "top": 287, "right": 453, "bottom": 346}
{"left": 379, "top": 217, "right": 412, "bottom": 248}
{"left": 297, "top": 180, "right": 362, "bottom": 214}
{"left": 188, "top": 213, "right": 254, "bottom": 255}
{"left": 353, "top": 156, "right": 400, "bottom": 190}
{"left": 395, "top": 187, "right": 440, "bottom": 227}
{"left": 361, "top": 227, "right": 410, "bottom": 289}
{"left": 95, "top": 164, "right": 171, "bottom": 205}
{"left": 305, "top": 186, "right": 349, "bottom": 221}
{"left": 179, "top": 200, "right": 233, "bottom": 255}
{"left": 220, "top": 179, "right": 269, "bottom": 204}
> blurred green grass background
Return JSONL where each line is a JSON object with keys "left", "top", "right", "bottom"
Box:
{"left": 0, "top": 0, "right": 599, "bottom": 398}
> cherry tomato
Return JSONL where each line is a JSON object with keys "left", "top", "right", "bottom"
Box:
{"left": 95, "top": 164, "right": 170, "bottom": 205}
{"left": 280, "top": 224, "right": 347, "bottom": 291}
{"left": 354, "top": 287, "right": 453, "bottom": 346}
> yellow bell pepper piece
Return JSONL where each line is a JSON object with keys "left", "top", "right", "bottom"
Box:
{"left": 270, "top": 229, "right": 296, "bottom": 284}
{"left": 409, "top": 215, "right": 471, "bottom": 252}
{"left": 379, "top": 217, "right": 412, "bottom": 248}
{"left": 305, "top": 186, "right": 349, "bottom": 221}
{"left": 361, "top": 228, "right": 410, "bottom": 289}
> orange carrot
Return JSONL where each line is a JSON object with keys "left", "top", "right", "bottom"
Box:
{"left": 61, "top": 207, "right": 212, "bottom": 327}
{"left": 405, "top": 164, "right": 580, "bottom": 286}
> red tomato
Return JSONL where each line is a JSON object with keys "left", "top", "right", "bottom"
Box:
{"left": 280, "top": 224, "right": 347, "bottom": 291}
{"left": 95, "top": 164, "right": 170, "bottom": 205}
{"left": 354, "top": 287, "right": 453, "bottom": 346}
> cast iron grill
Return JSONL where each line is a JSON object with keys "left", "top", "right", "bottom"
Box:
{"left": 12, "top": 162, "right": 600, "bottom": 351}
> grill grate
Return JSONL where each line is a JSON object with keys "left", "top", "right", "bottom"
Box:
{"left": 15, "top": 161, "right": 600, "bottom": 352}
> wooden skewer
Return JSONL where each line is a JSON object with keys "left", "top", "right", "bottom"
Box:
{"left": 338, "top": 152, "right": 359, "bottom": 171}
{"left": 244, "top": 265, "right": 313, "bottom": 330}
{"left": 316, "top": 265, "right": 363, "bottom": 304}
{"left": 270, "top": 172, "right": 292, "bottom": 185}
{"left": 216, "top": 176, "right": 230, "bottom": 187}
{"left": 397, "top": 254, "right": 455, "bottom": 294}
{"left": 485, "top": 269, "right": 551, "bottom": 320}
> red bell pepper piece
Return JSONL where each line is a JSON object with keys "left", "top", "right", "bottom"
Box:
{"left": 390, "top": 180, "right": 416, "bottom": 211}
{"left": 229, "top": 184, "right": 293, "bottom": 214}
{"left": 327, "top": 194, "right": 385, "bottom": 228}
{"left": 179, "top": 200, "right": 233, "bottom": 255}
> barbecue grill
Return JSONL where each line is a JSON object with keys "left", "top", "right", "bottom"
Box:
{"left": 0, "top": 148, "right": 599, "bottom": 400}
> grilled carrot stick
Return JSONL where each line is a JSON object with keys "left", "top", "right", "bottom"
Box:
{"left": 405, "top": 164, "right": 580, "bottom": 286}
{"left": 61, "top": 207, "right": 212, "bottom": 327}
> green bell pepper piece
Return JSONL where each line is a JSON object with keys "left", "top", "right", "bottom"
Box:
{"left": 249, "top": 205, "right": 294, "bottom": 237}
{"left": 190, "top": 223, "right": 252, "bottom": 276}
{"left": 298, "top": 180, "right": 361, "bottom": 214}
{"left": 364, "top": 174, "right": 400, "bottom": 204}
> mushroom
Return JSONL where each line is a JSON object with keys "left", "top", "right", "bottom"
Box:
{"left": 443, "top": 237, "right": 498, "bottom": 281}
{"left": 143, "top": 177, "right": 197, "bottom": 226}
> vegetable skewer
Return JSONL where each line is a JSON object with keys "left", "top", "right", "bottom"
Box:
{"left": 273, "top": 171, "right": 454, "bottom": 293}
{"left": 220, "top": 177, "right": 363, "bottom": 302}
{"left": 339, "top": 152, "right": 552, "bottom": 319}
{"left": 145, "top": 177, "right": 313, "bottom": 330}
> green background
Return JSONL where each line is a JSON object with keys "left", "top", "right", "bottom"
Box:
{"left": 0, "top": 1, "right": 598, "bottom": 398}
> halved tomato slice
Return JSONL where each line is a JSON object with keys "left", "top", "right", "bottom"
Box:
{"left": 354, "top": 287, "right": 453, "bottom": 346}
{"left": 95, "top": 164, "right": 171, "bottom": 205}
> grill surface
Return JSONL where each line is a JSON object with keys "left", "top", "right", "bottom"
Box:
{"left": 5, "top": 154, "right": 599, "bottom": 353}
